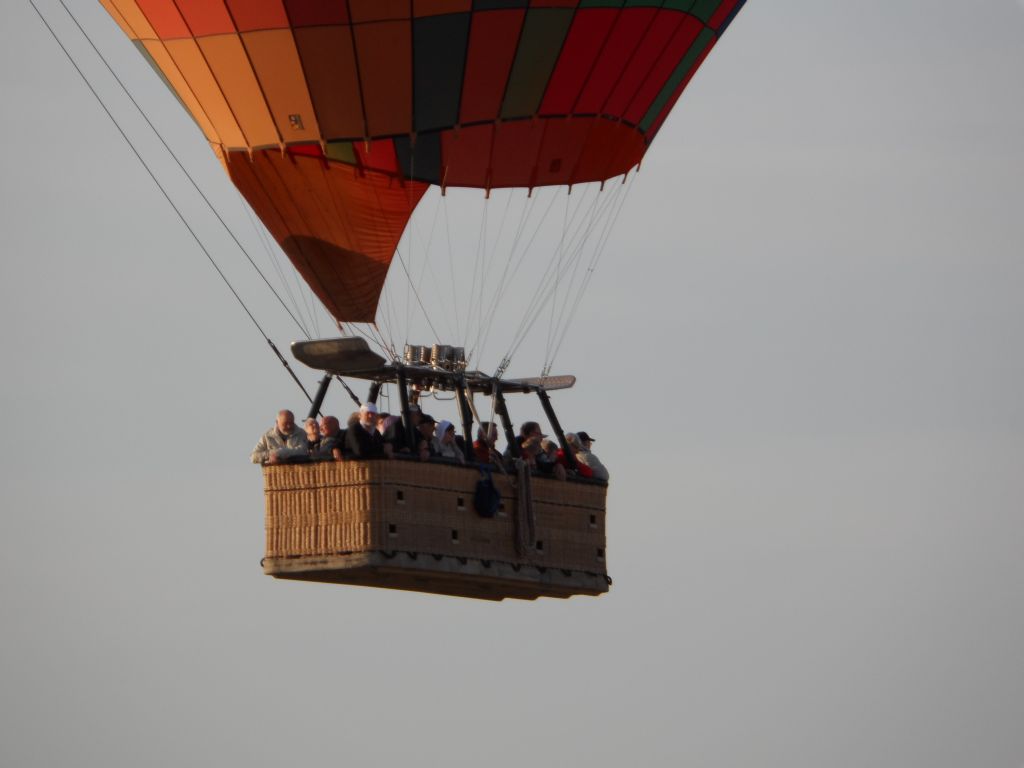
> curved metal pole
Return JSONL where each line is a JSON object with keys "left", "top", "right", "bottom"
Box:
{"left": 455, "top": 378, "right": 475, "bottom": 462}
{"left": 306, "top": 375, "right": 331, "bottom": 420}
{"left": 495, "top": 390, "right": 519, "bottom": 459}
{"left": 396, "top": 367, "right": 416, "bottom": 452}
{"left": 537, "top": 388, "right": 577, "bottom": 471}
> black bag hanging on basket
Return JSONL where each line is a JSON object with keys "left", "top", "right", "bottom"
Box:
{"left": 474, "top": 467, "right": 501, "bottom": 518}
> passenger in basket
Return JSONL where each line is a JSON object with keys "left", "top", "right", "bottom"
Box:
{"left": 416, "top": 414, "right": 439, "bottom": 461}
{"left": 506, "top": 421, "right": 545, "bottom": 460}
{"left": 304, "top": 418, "right": 321, "bottom": 453}
{"left": 408, "top": 404, "right": 422, "bottom": 430}
{"left": 556, "top": 437, "right": 592, "bottom": 479}
{"left": 434, "top": 420, "right": 466, "bottom": 465}
{"left": 566, "top": 431, "right": 609, "bottom": 481}
{"left": 345, "top": 402, "right": 385, "bottom": 459}
{"left": 250, "top": 409, "right": 309, "bottom": 464}
{"left": 519, "top": 435, "right": 542, "bottom": 470}
{"left": 473, "top": 422, "right": 500, "bottom": 465}
{"left": 318, "top": 415, "right": 345, "bottom": 461}
{"left": 376, "top": 412, "right": 408, "bottom": 456}
{"left": 538, "top": 438, "right": 567, "bottom": 481}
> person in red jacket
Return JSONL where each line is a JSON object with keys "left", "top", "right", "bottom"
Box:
{"left": 555, "top": 441, "right": 593, "bottom": 479}
{"left": 473, "top": 421, "right": 500, "bottom": 465}
{"left": 565, "top": 432, "right": 608, "bottom": 481}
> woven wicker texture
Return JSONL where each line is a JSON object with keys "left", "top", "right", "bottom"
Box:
{"left": 264, "top": 461, "right": 607, "bottom": 575}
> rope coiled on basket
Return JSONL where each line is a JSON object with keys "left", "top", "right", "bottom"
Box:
{"left": 513, "top": 458, "right": 536, "bottom": 556}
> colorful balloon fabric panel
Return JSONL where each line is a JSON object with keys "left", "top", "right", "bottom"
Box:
{"left": 102, "top": 0, "right": 746, "bottom": 321}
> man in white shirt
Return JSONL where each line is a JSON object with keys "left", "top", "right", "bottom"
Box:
{"left": 250, "top": 409, "right": 309, "bottom": 464}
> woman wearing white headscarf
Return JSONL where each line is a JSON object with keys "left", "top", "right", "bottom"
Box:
{"left": 434, "top": 420, "right": 466, "bottom": 464}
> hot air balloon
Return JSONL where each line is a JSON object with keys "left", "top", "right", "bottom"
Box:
{"left": 100, "top": 0, "right": 747, "bottom": 600}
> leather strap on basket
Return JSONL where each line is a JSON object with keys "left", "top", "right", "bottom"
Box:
{"left": 513, "top": 458, "right": 536, "bottom": 556}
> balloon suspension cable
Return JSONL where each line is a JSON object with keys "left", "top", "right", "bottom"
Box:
{"left": 267, "top": 340, "right": 314, "bottom": 404}
{"left": 363, "top": 178, "right": 444, "bottom": 343}
{"left": 30, "top": 0, "right": 314, "bottom": 403}
{"left": 498, "top": 186, "right": 598, "bottom": 370}
{"left": 334, "top": 376, "right": 362, "bottom": 407}
{"left": 462, "top": 380, "right": 484, "bottom": 432}
{"left": 51, "top": 0, "right": 311, "bottom": 342}
{"left": 544, "top": 172, "right": 636, "bottom": 373}
{"left": 239, "top": 194, "right": 316, "bottom": 339}
{"left": 494, "top": 356, "right": 512, "bottom": 380}
{"left": 472, "top": 187, "right": 547, "bottom": 365}
{"left": 499, "top": 173, "right": 633, "bottom": 377}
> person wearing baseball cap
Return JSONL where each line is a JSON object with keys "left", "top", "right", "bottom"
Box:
{"left": 415, "top": 414, "right": 438, "bottom": 460}
{"left": 566, "top": 431, "right": 608, "bottom": 481}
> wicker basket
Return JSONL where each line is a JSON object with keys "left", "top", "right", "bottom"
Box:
{"left": 263, "top": 460, "right": 609, "bottom": 601}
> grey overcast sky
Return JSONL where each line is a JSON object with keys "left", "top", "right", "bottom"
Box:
{"left": 2, "top": 2, "right": 1023, "bottom": 767}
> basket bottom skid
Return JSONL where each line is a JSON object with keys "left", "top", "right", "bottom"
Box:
{"left": 264, "top": 551, "right": 609, "bottom": 601}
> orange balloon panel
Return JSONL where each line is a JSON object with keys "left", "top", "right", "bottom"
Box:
{"left": 227, "top": 150, "right": 427, "bottom": 323}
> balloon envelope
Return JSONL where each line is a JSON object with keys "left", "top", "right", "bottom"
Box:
{"left": 102, "top": 0, "right": 746, "bottom": 321}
